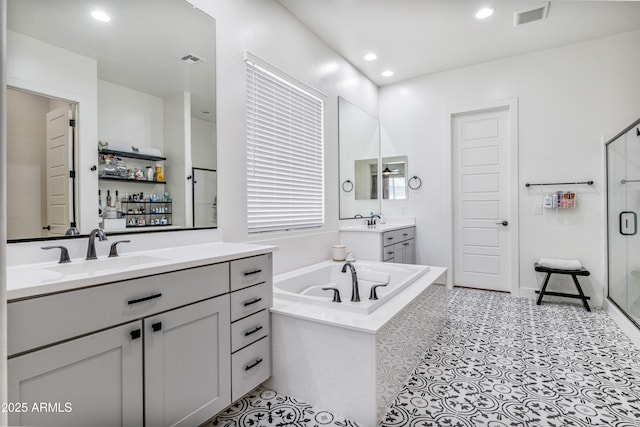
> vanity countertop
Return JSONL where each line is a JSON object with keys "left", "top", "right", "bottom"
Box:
{"left": 7, "top": 242, "right": 277, "bottom": 301}
{"left": 339, "top": 222, "right": 415, "bottom": 233}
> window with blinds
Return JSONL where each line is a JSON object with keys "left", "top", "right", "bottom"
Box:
{"left": 246, "top": 53, "right": 325, "bottom": 233}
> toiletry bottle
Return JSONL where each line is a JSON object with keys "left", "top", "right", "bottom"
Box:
{"left": 98, "top": 189, "right": 103, "bottom": 216}
{"left": 115, "top": 190, "right": 122, "bottom": 216}
{"left": 155, "top": 163, "right": 164, "bottom": 182}
{"left": 107, "top": 190, "right": 112, "bottom": 208}
{"left": 543, "top": 194, "right": 552, "bottom": 208}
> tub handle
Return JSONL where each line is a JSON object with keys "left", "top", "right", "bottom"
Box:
{"left": 369, "top": 283, "right": 388, "bottom": 300}
{"left": 321, "top": 287, "right": 342, "bottom": 303}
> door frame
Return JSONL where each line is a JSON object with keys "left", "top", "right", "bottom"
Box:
{"left": 444, "top": 98, "right": 519, "bottom": 294}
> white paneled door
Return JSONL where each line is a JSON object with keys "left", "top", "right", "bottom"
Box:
{"left": 453, "top": 107, "right": 511, "bottom": 292}
{"left": 46, "top": 107, "right": 71, "bottom": 236}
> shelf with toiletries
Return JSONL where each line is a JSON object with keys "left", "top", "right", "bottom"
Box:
{"left": 121, "top": 199, "right": 172, "bottom": 228}
{"left": 98, "top": 150, "right": 166, "bottom": 183}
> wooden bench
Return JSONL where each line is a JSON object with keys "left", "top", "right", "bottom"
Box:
{"left": 534, "top": 263, "right": 591, "bottom": 311}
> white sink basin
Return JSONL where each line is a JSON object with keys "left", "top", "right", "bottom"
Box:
{"left": 45, "top": 255, "right": 168, "bottom": 276}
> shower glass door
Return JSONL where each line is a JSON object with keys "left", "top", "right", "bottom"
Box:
{"left": 607, "top": 118, "right": 640, "bottom": 326}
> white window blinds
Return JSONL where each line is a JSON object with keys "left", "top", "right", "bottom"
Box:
{"left": 246, "top": 53, "right": 325, "bottom": 233}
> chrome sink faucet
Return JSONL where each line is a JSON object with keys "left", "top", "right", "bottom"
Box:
{"left": 86, "top": 228, "right": 107, "bottom": 260}
{"left": 341, "top": 262, "right": 360, "bottom": 302}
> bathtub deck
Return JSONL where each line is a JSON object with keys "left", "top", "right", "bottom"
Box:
{"left": 271, "top": 266, "right": 446, "bottom": 333}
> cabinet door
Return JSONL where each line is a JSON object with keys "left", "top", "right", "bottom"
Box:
{"left": 393, "top": 240, "right": 416, "bottom": 264}
{"left": 8, "top": 322, "right": 143, "bottom": 427}
{"left": 402, "top": 239, "right": 416, "bottom": 264}
{"left": 145, "top": 295, "right": 231, "bottom": 427}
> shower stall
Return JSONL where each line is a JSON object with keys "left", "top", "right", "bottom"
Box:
{"left": 607, "top": 117, "right": 640, "bottom": 326}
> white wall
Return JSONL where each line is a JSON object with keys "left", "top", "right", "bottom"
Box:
{"left": 1, "top": 0, "right": 8, "bottom": 419}
{"left": 98, "top": 80, "right": 164, "bottom": 151}
{"left": 193, "top": 0, "right": 378, "bottom": 274}
{"left": 379, "top": 30, "right": 640, "bottom": 306}
{"left": 164, "top": 92, "right": 192, "bottom": 228}
{"left": 191, "top": 117, "right": 216, "bottom": 169}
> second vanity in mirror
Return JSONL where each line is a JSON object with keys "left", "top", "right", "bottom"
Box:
{"left": 6, "top": 0, "right": 217, "bottom": 240}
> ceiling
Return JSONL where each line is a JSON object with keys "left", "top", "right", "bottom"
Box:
{"left": 277, "top": 0, "right": 640, "bottom": 86}
{"left": 7, "top": 0, "right": 216, "bottom": 122}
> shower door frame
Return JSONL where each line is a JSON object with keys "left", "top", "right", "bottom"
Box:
{"left": 605, "top": 116, "right": 640, "bottom": 329}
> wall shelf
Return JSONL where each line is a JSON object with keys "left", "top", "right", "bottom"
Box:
{"left": 98, "top": 149, "right": 166, "bottom": 162}
{"left": 99, "top": 176, "right": 166, "bottom": 184}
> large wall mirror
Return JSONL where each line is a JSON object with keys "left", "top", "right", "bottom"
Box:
{"left": 338, "top": 97, "right": 380, "bottom": 219}
{"left": 6, "top": 0, "right": 216, "bottom": 241}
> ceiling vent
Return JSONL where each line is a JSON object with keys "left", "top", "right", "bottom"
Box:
{"left": 514, "top": 2, "right": 550, "bottom": 26}
{"left": 180, "top": 53, "right": 206, "bottom": 65}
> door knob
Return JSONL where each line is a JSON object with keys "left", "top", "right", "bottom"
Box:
{"left": 496, "top": 220, "right": 509, "bottom": 226}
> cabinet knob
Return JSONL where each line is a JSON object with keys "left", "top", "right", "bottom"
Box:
{"left": 130, "top": 329, "right": 141, "bottom": 340}
{"left": 152, "top": 322, "right": 162, "bottom": 332}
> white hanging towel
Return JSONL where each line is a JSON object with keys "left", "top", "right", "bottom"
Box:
{"left": 538, "top": 258, "right": 583, "bottom": 270}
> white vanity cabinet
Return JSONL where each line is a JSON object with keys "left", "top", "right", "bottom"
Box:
{"left": 340, "top": 225, "right": 416, "bottom": 264}
{"left": 7, "top": 252, "right": 273, "bottom": 427}
{"left": 383, "top": 228, "right": 416, "bottom": 264}
{"left": 8, "top": 321, "right": 144, "bottom": 427}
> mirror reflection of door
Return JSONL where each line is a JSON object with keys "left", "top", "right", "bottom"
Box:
{"left": 7, "top": 88, "right": 77, "bottom": 239}
{"left": 192, "top": 168, "right": 217, "bottom": 228}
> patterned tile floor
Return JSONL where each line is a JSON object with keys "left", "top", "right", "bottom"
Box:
{"left": 207, "top": 287, "right": 640, "bottom": 427}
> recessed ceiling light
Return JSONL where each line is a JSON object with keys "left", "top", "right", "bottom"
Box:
{"left": 475, "top": 7, "right": 494, "bottom": 20}
{"left": 364, "top": 52, "right": 378, "bottom": 61}
{"left": 381, "top": 70, "right": 394, "bottom": 77}
{"left": 91, "top": 10, "right": 111, "bottom": 22}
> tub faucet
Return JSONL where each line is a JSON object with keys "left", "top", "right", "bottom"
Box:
{"left": 86, "top": 228, "right": 107, "bottom": 260}
{"left": 341, "top": 262, "right": 360, "bottom": 302}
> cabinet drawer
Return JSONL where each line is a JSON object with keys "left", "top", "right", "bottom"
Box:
{"left": 8, "top": 262, "right": 230, "bottom": 356}
{"left": 231, "top": 337, "right": 271, "bottom": 401}
{"left": 230, "top": 282, "right": 272, "bottom": 322}
{"left": 231, "top": 310, "right": 270, "bottom": 353}
{"left": 230, "top": 254, "right": 272, "bottom": 292}
{"left": 383, "top": 247, "right": 395, "bottom": 261}
{"left": 383, "top": 227, "right": 415, "bottom": 247}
